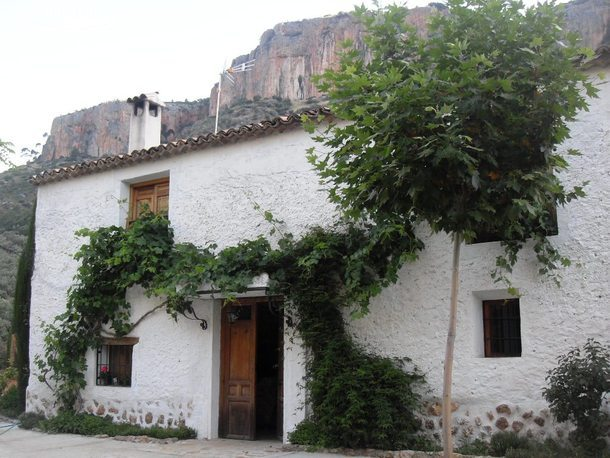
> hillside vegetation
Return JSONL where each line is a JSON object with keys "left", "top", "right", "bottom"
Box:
{"left": 0, "top": 163, "right": 38, "bottom": 367}
{"left": 183, "top": 96, "right": 322, "bottom": 138}
{"left": 0, "top": 152, "right": 106, "bottom": 367}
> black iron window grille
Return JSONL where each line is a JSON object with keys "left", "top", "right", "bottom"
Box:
{"left": 96, "top": 342, "right": 134, "bottom": 387}
{"left": 483, "top": 299, "right": 522, "bottom": 357}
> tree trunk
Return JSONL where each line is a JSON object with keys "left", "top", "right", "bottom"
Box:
{"left": 442, "top": 233, "right": 462, "bottom": 458}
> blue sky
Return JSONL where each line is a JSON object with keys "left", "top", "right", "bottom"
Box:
{"left": 0, "top": 0, "right": 547, "bottom": 168}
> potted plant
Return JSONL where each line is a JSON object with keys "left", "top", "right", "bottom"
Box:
{"left": 97, "top": 365, "right": 111, "bottom": 385}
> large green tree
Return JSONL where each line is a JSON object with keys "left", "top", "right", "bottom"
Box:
{"left": 309, "top": 0, "right": 596, "bottom": 455}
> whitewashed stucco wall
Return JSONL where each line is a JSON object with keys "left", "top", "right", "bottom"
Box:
{"left": 347, "top": 71, "right": 610, "bottom": 443}
{"left": 28, "top": 70, "right": 609, "bottom": 444}
{"left": 28, "top": 128, "right": 335, "bottom": 439}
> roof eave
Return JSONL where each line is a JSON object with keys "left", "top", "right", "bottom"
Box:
{"left": 31, "top": 107, "right": 332, "bottom": 185}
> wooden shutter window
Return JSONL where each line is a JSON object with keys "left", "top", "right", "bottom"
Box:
{"left": 483, "top": 299, "right": 522, "bottom": 357}
{"left": 128, "top": 178, "right": 169, "bottom": 225}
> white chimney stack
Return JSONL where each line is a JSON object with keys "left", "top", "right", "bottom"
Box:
{"left": 127, "top": 92, "right": 165, "bottom": 151}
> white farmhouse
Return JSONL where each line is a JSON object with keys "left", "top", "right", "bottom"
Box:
{"left": 27, "top": 51, "right": 609, "bottom": 444}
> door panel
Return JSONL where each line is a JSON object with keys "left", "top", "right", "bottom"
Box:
{"left": 220, "top": 302, "right": 257, "bottom": 439}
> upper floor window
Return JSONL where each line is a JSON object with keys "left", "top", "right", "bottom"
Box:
{"left": 128, "top": 177, "right": 169, "bottom": 225}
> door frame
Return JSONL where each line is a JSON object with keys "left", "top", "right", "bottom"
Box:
{"left": 218, "top": 296, "right": 284, "bottom": 440}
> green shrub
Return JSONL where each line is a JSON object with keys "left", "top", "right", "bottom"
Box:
{"left": 283, "top": 225, "right": 425, "bottom": 450}
{"left": 0, "top": 366, "right": 17, "bottom": 392}
{"left": 484, "top": 433, "right": 608, "bottom": 458}
{"left": 456, "top": 433, "right": 609, "bottom": 458}
{"left": 502, "top": 439, "right": 597, "bottom": 458}
{"left": 288, "top": 419, "right": 321, "bottom": 447}
{"left": 457, "top": 438, "right": 490, "bottom": 455}
{"left": 293, "top": 338, "right": 423, "bottom": 450}
{"left": 39, "top": 411, "right": 196, "bottom": 439}
{"left": 142, "top": 425, "right": 197, "bottom": 440}
{"left": 489, "top": 432, "right": 533, "bottom": 456}
{"left": 40, "top": 411, "right": 108, "bottom": 434}
{"left": 409, "top": 435, "right": 441, "bottom": 452}
{"left": 504, "top": 449, "right": 539, "bottom": 458}
{"left": 543, "top": 339, "right": 610, "bottom": 450}
{"left": 0, "top": 385, "right": 21, "bottom": 418}
{"left": 18, "top": 411, "right": 45, "bottom": 429}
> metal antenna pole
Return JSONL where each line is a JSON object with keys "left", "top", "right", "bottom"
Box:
{"left": 213, "top": 59, "right": 255, "bottom": 135}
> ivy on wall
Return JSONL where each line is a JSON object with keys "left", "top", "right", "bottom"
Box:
{"left": 36, "top": 211, "right": 426, "bottom": 448}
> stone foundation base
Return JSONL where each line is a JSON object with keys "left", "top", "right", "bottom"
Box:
{"left": 419, "top": 399, "right": 574, "bottom": 446}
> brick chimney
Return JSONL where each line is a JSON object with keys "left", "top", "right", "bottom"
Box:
{"left": 126, "top": 92, "right": 165, "bottom": 151}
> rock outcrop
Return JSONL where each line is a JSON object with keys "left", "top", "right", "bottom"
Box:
{"left": 41, "top": 0, "right": 610, "bottom": 162}
{"left": 565, "top": 0, "right": 610, "bottom": 51}
{"left": 210, "top": 0, "right": 610, "bottom": 115}
{"left": 40, "top": 100, "right": 209, "bottom": 162}
{"left": 41, "top": 101, "right": 130, "bottom": 161}
{"left": 208, "top": 7, "right": 438, "bottom": 115}
{"left": 162, "top": 100, "right": 211, "bottom": 143}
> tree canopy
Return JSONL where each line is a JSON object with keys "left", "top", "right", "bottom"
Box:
{"left": 307, "top": 1, "right": 597, "bottom": 454}
{"left": 309, "top": 0, "right": 596, "bottom": 284}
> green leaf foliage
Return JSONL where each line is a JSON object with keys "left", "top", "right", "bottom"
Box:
{"left": 11, "top": 201, "right": 35, "bottom": 412}
{"left": 0, "top": 366, "right": 17, "bottom": 393}
{"left": 17, "top": 411, "right": 46, "bottom": 429}
{"left": 310, "top": 0, "right": 597, "bottom": 283}
{"left": 458, "top": 431, "right": 610, "bottom": 457}
{"left": 543, "top": 339, "right": 610, "bottom": 450}
{"left": 0, "top": 385, "right": 20, "bottom": 418}
{"left": 37, "top": 212, "right": 425, "bottom": 448}
{"left": 35, "top": 212, "right": 175, "bottom": 408}
{"left": 39, "top": 411, "right": 196, "bottom": 439}
{"left": 276, "top": 224, "right": 424, "bottom": 449}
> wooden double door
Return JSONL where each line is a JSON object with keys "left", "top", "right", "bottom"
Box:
{"left": 219, "top": 298, "right": 283, "bottom": 440}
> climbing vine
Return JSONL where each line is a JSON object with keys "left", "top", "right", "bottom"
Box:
{"left": 36, "top": 211, "right": 426, "bottom": 449}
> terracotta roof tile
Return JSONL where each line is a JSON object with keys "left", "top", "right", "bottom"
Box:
{"left": 31, "top": 107, "right": 331, "bottom": 185}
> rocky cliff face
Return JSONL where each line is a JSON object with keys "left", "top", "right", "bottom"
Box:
{"left": 566, "top": 0, "right": 610, "bottom": 51}
{"left": 40, "top": 100, "right": 209, "bottom": 162}
{"left": 208, "top": 7, "right": 437, "bottom": 115}
{"left": 207, "top": 12, "right": 364, "bottom": 116}
{"left": 162, "top": 100, "right": 211, "bottom": 143}
{"left": 41, "top": 101, "right": 130, "bottom": 161}
{"left": 41, "top": 0, "right": 610, "bottom": 162}
{"left": 210, "top": 0, "right": 610, "bottom": 115}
